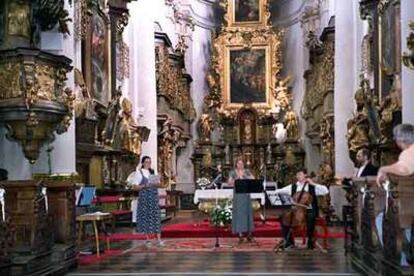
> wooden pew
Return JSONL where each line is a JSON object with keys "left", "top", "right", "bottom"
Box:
{"left": 348, "top": 175, "right": 414, "bottom": 275}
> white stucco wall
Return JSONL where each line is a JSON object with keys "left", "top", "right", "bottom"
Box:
{"left": 401, "top": 0, "right": 414, "bottom": 124}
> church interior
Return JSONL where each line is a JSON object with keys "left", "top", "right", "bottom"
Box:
{"left": 1, "top": 0, "right": 414, "bottom": 275}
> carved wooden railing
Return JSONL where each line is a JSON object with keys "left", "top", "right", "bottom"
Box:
{"left": 0, "top": 180, "right": 77, "bottom": 275}
{"left": 349, "top": 176, "right": 414, "bottom": 275}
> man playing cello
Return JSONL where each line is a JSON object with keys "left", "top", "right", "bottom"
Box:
{"left": 273, "top": 168, "right": 329, "bottom": 250}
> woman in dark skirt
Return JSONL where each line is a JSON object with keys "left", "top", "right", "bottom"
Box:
{"left": 228, "top": 159, "right": 255, "bottom": 243}
{"left": 132, "top": 156, "right": 164, "bottom": 247}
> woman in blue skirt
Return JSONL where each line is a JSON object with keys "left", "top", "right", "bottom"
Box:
{"left": 132, "top": 156, "right": 164, "bottom": 247}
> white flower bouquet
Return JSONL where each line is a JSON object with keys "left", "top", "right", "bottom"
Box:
{"left": 196, "top": 177, "right": 210, "bottom": 190}
{"left": 211, "top": 199, "right": 232, "bottom": 226}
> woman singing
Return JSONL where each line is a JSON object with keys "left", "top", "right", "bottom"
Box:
{"left": 131, "top": 156, "right": 165, "bottom": 247}
{"left": 228, "top": 159, "right": 255, "bottom": 243}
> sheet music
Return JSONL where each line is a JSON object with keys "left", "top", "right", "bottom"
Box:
{"left": 148, "top": 175, "right": 160, "bottom": 185}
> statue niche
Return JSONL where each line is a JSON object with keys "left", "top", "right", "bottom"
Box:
{"left": 239, "top": 110, "right": 256, "bottom": 144}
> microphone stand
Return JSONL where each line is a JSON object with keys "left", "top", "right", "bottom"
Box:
{"left": 262, "top": 165, "right": 267, "bottom": 224}
{"left": 209, "top": 174, "right": 232, "bottom": 249}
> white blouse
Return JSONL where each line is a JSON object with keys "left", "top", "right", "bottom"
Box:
{"left": 127, "top": 169, "right": 158, "bottom": 186}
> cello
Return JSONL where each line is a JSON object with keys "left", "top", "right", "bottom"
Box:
{"left": 274, "top": 181, "right": 314, "bottom": 252}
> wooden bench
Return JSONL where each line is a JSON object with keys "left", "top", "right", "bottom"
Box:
{"left": 349, "top": 175, "right": 414, "bottom": 275}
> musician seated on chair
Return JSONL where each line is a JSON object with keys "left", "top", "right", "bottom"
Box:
{"left": 273, "top": 168, "right": 329, "bottom": 249}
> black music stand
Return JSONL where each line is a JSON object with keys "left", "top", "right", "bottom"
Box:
{"left": 234, "top": 179, "right": 264, "bottom": 194}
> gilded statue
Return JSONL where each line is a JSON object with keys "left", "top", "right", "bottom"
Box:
{"left": 346, "top": 88, "right": 370, "bottom": 158}
{"left": 198, "top": 112, "right": 213, "bottom": 141}
{"left": 118, "top": 98, "right": 142, "bottom": 155}
{"left": 74, "top": 69, "right": 96, "bottom": 119}
{"left": 320, "top": 116, "right": 334, "bottom": 160}
{"left": 158, "top": 116, "right": 176, "bottom": 186}
{"left": 319, "top": 162, "right": 334, "bottom": 185}
{"left": 284, "top": 107, "right": 299, "bottom": 140}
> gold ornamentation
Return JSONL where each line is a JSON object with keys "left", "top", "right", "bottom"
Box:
{"left": 155, "top": 45, "right": 196, "bottom": 122}
{"left": 210, "top": 20, "right": 284, "bottom": 115}
{"left": 0, "top": 62, "right": 21, "bottom": 99}
{"left": 403, "top": 21, "right": 414, "bottom": 70}
{"left": 74, "top": 0, "right": 92, "bottom": 40}
{"left": 37, "top": 65, "right": 56, "bottom": 101}
{"left": 226, "top": 0, "right": 269, "bottom": 28}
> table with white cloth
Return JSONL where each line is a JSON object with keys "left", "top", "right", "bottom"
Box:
{"left": 193, "top": 189, "right": 265, "bottom": 213}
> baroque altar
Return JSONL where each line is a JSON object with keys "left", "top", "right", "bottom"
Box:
{"left": 192, "top": 0, "right": 304, "bottom": 185}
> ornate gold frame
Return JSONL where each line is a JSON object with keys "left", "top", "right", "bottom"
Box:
{"left": 223, "top": 45, "right": 271, "bottom": 110}
{"left": 82, "top": 1, "right": 111, "bottom": 106}
{"left": 227, "top": 0, "right": 268, "bottom": 28}
{"left": 212, "top": 28, "right": 282, "bottom": 115}
{"left": 377, "top": 0, "right": 401, "bottom": 100}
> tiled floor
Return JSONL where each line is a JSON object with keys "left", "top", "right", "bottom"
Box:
{"left": 66, "top": 211, "right": 359, "bottom": 276}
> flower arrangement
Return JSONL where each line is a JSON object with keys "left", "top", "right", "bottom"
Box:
{"left": 196, "top": 177, "right": 210, "bottom": 190}
{"left": 211, "top": 200, "right": 232, "bottom": 226}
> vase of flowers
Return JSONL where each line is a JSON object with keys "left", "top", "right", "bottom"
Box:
{"left": 211, "top": 200, "right": 232, "bottom": 227}
{"left": 196, "top": 177, "right": 210, "bottom": 190}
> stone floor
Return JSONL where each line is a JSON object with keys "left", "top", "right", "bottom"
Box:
{"left": 66, "top": 211, "right": 359, "bottom": 276}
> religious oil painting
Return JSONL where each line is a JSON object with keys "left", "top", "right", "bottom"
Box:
{"left": 380, "top": 1, "right": 401, "bottom": 99}
{"left": 234, "top": 0, "right": 260, "bottom": 22}
{"left": 90, "top": 13, "right": 109, "bottom": 105}
{"left": 230, "top": 49, "right": 267, "bottom": 104}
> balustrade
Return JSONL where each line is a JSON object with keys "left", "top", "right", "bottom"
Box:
{"left": 348, "top": 175, "right": 414, "bottom": 275}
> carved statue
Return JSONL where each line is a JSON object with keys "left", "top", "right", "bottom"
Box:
{"left": 319, "top": 162, "right": 334, "bottom": 185}
{"left": 8, "top": 2, "right": 30, "bottom": 38}
{"left": 243, "top": 117, "right": 253, "bottom": 143}
{"left": 118, "top": 98, "right": 142, "bottom": 155}
{"left": 158, "top": 116, "right": 181, "bottom": 187}
{"left": 272, "top": 76, "right": 292, "bottom": 112}
{"left": 198, "top": 112, "right": 213, "bottom": 141}
{"left": 284, "top": 107, "right": 299, "bottom": 140}
{"left": 74, "top": 69, "right": 96, "bottom": 119}
{"left": 379, "top": 75, "right": 402, "bottom": 143}
{"left": 102, "top": 88, "right": 122, "bottom": 145}
{"left": 347, "top": 112, "right": 370, "bottom": 159}
{"left": 320, "top": 116, "right": 334, "bottom": 161}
